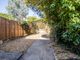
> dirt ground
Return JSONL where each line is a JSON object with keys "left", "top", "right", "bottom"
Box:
{"left": 0, "top": 36, "right": 35, "bottom": 52}
{"left": 52, "top": 42, "right": 80, "bottom": 60}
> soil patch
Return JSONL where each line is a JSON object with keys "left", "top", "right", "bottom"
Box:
{"left": 52, "top": 42, "right": 80, "bottom": 60}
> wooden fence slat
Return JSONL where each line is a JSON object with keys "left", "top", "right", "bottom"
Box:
{"left": 0, "top": 18, "right": 1, "bottom": 40}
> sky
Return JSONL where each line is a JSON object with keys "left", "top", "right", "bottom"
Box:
{"left": 28, "top": 8, "right": 40, "bottom": 18}
{"left": 0, "top": 0, "right": 40, "bottom": 18}
{"left": 0, "top": 0, "right": 8, "bottom": 13}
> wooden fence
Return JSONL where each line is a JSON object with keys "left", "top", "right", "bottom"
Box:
{"left": 0, "top": 17, "right": 27, "bottom": 41}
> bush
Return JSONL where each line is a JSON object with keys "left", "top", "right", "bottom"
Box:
{"left": 62, "top": 23, "right": 80, "bottom": 45}
{"left": 21, "top": 21, "right": 30, "bottom": 29}
{"left": 21, "top": 21, "right": 31, "bottom": 34}
{"left": 47, "top": 0, "right": 80, "bottom": 46}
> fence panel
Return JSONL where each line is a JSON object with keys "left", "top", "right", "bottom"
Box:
{"left": 0, "top": 17, "right": 28, "bottom": 41}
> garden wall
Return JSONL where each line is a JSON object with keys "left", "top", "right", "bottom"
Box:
{"left": 0, "top": 17, "right": 27, "bottom": 41}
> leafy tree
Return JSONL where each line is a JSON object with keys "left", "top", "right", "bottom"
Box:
{"left": 7, "top": 0, "right": 28, "bottom": 22}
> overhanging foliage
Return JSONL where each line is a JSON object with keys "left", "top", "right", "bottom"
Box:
{"left": 25, "top": 0, "right": 80, "bottom": 46}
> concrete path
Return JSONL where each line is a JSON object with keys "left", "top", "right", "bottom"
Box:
{"left": 19, "top": 29, "right": 56, "bottom": 60}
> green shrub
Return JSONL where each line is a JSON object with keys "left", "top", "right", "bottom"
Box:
{"left": 48, "top": 0, "right": 80, "bottom": 46}
{"left": 21, "top": 21, "right": 30, "bottom": 30}
{"left": 62, "top": 23, "right": 80, "bottom": 45}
